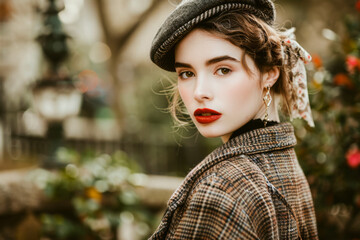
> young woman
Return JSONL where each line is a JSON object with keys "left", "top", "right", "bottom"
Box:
{"left": 149, "top": 0, "right": 318, "bottom": 239}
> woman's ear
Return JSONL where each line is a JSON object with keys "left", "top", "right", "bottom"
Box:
{"left": 262, "top": 67, "right": 280, "bottom": 87}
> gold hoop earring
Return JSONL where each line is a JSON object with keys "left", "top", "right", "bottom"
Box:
{"left": 263, "top": 86, "right": 272, "bottom": 127}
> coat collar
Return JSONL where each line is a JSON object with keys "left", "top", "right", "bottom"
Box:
{"left": 167, "top": 122, "right": 297, "bottom": 209}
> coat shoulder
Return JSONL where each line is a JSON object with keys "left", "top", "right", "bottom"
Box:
{"left": 191, "top": 155, "right": 269, "bottom": 199}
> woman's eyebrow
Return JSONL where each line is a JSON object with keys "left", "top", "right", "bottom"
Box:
{"left": 206, "top": 55, "right": 240, "bottom": 66}
{"left": 174, "top": 62, "right": 192, "bottom": 69}
{"left": 174, "top": 55, "right": 240, "bottom": 69}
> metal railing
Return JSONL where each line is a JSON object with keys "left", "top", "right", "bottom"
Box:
{"left": 5, "top": 131, "right": 209, "bottom": 176}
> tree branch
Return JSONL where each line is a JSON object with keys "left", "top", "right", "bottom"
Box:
{"left": 93, "top": 0, "right": 112, "bottom": 47}
{"left": 94, "top": 0, "right": 166, "bottom": 56}
{"left": 115, "top": 0, "right": 165, "bottom": 54}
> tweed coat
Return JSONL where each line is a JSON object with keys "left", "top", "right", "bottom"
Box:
{"left": 149, "top": 123, "right": 318, "bottom": 239}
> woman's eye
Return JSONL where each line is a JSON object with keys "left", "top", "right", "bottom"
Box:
{"left": 216, "top": 68, "right": 231, "bottom": 76}
{"left": 179, "top": 71, "right": 194, "bottom": 79}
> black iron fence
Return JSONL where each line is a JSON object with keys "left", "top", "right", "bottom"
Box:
{"left": 5, "top": 132, "right": 212, "bottom": 176}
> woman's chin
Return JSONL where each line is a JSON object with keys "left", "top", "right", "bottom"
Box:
{"left": 197, "top": 129, "right": 226, "bottom": 139}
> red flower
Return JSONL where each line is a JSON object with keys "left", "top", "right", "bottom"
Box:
{"left": 333, "top": 73, "right": 354, "bottom": 89}
{"left": 346, "top": 55, "right": 357, "bottom": 73}
{"left": 356, "top": 0, "right": 360, "bottom": 12}
{"left": 346, "top": 147, "right": 360, "bottom": 168}
{"left": 312, "top": 54, "right": 323, "bottom": 69}
{"left": 346, "top": 55, "right": 360, "bottom": 74}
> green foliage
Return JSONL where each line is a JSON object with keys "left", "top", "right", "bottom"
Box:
{"left": 295, "top": 4, "right": 360, "bottom": 238}
{"left": 29, "top": 148, "right": 155, "bottom": 240}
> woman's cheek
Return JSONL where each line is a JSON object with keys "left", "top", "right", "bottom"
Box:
{"left": 222, "top": 76, "right": 261, "bottom": 114}
{"left": 178, "top": 84, "right": 192, "bottom": 108}
{"left": 221, "top": 77, "right": 252, "bottom": 102}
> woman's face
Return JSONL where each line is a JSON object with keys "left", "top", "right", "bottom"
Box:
{"left": 174, "top": 29, "right": 265, "bottom": 142}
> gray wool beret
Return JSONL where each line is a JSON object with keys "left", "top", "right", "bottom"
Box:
{"left": 150, "top": 0, "right": 276, "bottom": 72}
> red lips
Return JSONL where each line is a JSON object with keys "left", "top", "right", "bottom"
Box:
{"left": 194, "top": 108, "right": 222, "bottom": 124}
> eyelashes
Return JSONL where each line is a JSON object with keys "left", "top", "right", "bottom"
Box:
{"left": 178, "top": 71, "right": 194, "bottom": 79}
{"left": 216, "top": 67, "right": 231, "bottom": 75}
{"left": 178, "top": 67, "right": 232, "bottom": 80}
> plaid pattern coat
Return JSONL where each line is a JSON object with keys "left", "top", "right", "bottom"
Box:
{"left": 149, "top": 123, "right": 318, "bottom": 239}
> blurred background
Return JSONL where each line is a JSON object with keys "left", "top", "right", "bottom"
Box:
{"left": 0, "top": 0, "right": 359, "bottom": 239}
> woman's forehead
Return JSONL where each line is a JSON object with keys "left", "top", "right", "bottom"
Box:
{"left": 174, "top": 29, "right": 244, "bottom": 63}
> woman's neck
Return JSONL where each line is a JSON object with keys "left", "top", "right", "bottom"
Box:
{"left": 222, "top": 118, "right": 279, "bottom": 143}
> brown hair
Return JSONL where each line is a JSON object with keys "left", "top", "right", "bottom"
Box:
{"left": 168, "top": 11, "right": 296, "bottom": 126}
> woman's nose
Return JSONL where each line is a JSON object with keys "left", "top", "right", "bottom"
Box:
{"left": 194, "top": 74, "right": 213, "bottom": 102}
